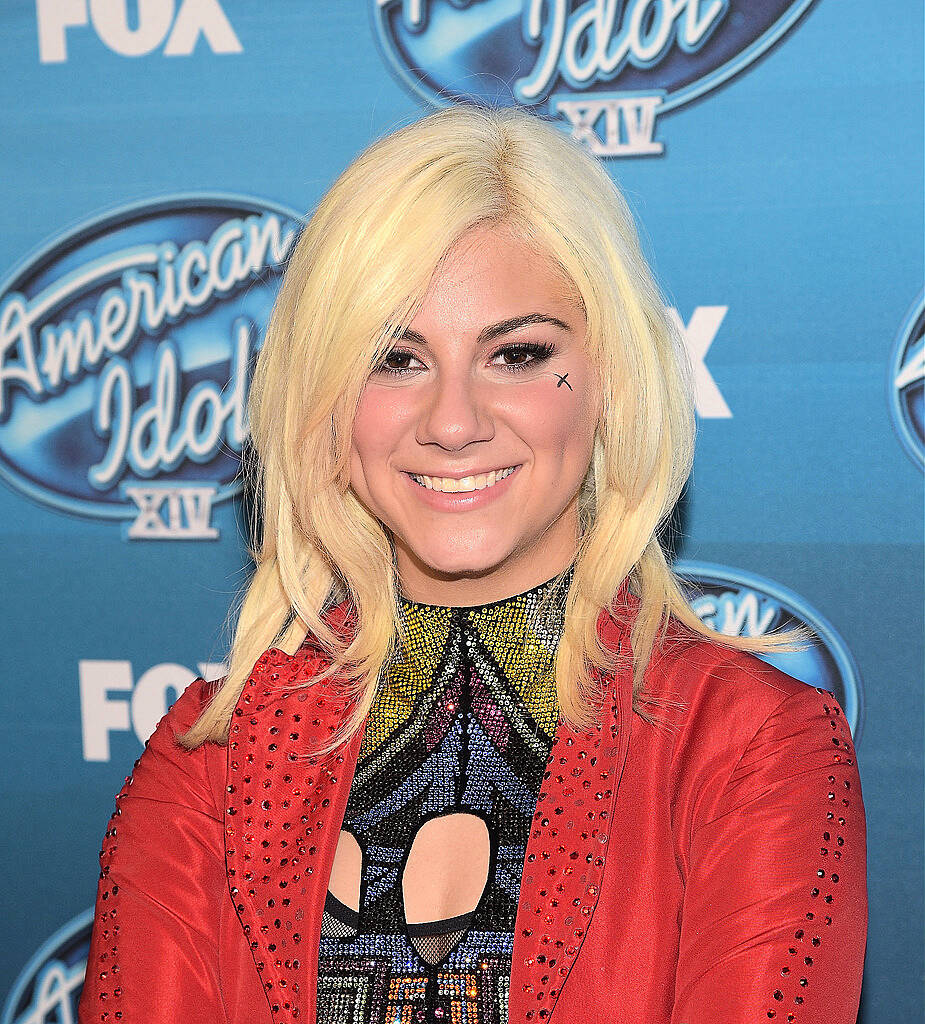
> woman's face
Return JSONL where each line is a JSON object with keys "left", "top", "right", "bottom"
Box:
{"left": 349, "top": 224, "right": 601, "bottom": 605}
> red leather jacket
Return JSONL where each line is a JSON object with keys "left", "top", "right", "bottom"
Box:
{"left": 78, "top": 599, "right": 867, "bottom": 1023}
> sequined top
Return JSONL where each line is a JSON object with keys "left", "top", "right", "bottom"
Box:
{"left": 315, "top": 568, "right": 573, "bottom": 1024}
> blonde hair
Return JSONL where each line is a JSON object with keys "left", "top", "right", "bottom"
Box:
{"left": 179, "top": 105, "right": 793, "bottom": 754}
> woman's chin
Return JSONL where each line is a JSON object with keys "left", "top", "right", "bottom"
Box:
{"left": 397, "top": 540, "right": 516, "bottom": 584}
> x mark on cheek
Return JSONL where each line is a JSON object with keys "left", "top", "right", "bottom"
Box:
{"left": 554, "top": 372, "right": 572, "bottom": 391}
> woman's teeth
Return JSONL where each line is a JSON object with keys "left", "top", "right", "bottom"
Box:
{"left": 409, "top": 466, "right": 517, "bottom": 493}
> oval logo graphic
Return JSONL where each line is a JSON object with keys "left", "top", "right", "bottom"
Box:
{"left": 675, "top": 561, "right": 863, "bottom": 741}
{"left": 373, "top": 0, "right": 818, "bottom": 156}
{"left": 889, "top": 289, "right": 924, "bottom": 470}
{"left": 1, "top": 909, "right": 92, "bottom": 1024}
{"left": 0, "top": 195, "right": 301, "bottom": 538}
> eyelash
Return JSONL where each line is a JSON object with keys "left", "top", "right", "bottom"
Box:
{"left": 374, "top": 341, "right": 556, "bottom": 378}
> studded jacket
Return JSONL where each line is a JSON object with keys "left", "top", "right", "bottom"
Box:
{"left": 78, "top": 598, "right": 867, "bottom": 1024}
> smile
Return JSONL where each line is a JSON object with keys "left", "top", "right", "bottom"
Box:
{"left": 408, "top": 466, "right": 518, "bottom": 493}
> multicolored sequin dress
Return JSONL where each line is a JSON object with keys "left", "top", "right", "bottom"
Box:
{"left": 316, "top": 568, "right": 573, "bottom": 1024}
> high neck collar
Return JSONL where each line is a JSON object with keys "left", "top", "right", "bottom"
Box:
{"left": 386, "top": 564, "right": 575, "bottom": 713}
{"left": 397, "top": 563, "right": 576, "bottom": 619}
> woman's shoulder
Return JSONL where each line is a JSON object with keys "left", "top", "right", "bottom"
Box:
{"left": 650, "top": 625, "right": 807, "bottom": 702}
{"left": 635, "top": 628, "right": 861, "bottom": 848}
{"left": 151, "top": 674, "right": 222, "bottom": 745}
{"left": 119, "top": 676, "right": 227, "bottom": 816}
{"left": 640, "top": 625, "right": 851, "bottom": 764}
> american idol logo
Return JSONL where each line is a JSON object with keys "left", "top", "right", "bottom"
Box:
{"left": 0, "top": 195, "right": 301, "bottom": 539}
{"left": 374, "top": 0, "right": 818, "bottom": 156}
{"left": 676, "top": 562, "right": 863, "bottom": 741}
{"left": 1, "top": 909, "right": 91, "bottom": 1024}
{"left": 889, "top": 290, "right": 924, "bottom": 470}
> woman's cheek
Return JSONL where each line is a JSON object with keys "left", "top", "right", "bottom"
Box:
{"left": 352, "top": 387, "right": 412, "bottom": 462}
{"left": 350, "top": 389, "right": 395, "bottom": 498}
{"left": 499, "top": 373, "right": 593, "bottom": 453}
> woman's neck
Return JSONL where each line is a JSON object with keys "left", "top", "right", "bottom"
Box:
{"left": 399, "top": 562, "right": 575, "bottom": 613}
{"left": 395, "top": 553, "right": 578, "bottom": 609}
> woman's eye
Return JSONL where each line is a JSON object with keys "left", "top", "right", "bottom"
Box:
{"left": 374, "top": 349, "right": 423, "bottom": 376}
{"left": 373, "top": 341, "right": 556, "bottom": 378}
{"left": 491, "top": 342, "right": 556, "bottom": 371}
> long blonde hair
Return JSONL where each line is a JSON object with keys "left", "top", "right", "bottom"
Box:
{"left": 179, "top": 105, "right": 792, "bottom": 754}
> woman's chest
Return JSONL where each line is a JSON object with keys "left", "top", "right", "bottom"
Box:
{"left": 215, "top": 642, "right": 635, "bottom": 1024}
{"left": 314, "top": 668, "right": 560, "bottom": 1022}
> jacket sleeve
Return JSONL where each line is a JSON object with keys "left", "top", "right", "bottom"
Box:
{"left": 78, "top": 679, "right": 228, "bottom": 1024}
{"left": 671, "top": 685, "right": 867, "bottom": 1023}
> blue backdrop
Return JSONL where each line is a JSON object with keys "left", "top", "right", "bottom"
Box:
{"left": 1, "top": 2, "right": 921, "bottom": 1020}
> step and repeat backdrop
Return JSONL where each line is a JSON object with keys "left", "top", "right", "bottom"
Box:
{"left": 0, "top": 2, "right": 921, "bottom": 1020}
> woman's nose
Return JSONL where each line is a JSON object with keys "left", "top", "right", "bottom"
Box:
{"left": 414, "top": 373, "right": 494, "bottom": 451}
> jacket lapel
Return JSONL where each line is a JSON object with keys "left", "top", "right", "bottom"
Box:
{"left": 223, "top": 599, "right": 366, "bottom": 1024}
{"left": 223, "top": 597, "right": 634, "bottom": 1024}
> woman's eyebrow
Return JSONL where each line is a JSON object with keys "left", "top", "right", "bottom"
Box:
{"left": 478, "top": 313, "right": 573, "bottom": 343}
{"left": 392, "top": 313, "right": 573, "bottom": 347}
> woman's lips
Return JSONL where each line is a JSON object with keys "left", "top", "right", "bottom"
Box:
{"left": 403, "top": 465, "right": 521, "bottom": 510}
{"left": 409, "top": 466, "right": 518, "bottom": 492}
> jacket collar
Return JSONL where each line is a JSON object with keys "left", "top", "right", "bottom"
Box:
{"left": 223, "top": 591, "right": 635, "bottom": 1024}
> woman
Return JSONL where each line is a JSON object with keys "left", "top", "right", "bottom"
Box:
{"left": 78, "top": 107, "right": 867, "bottom": 1024}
